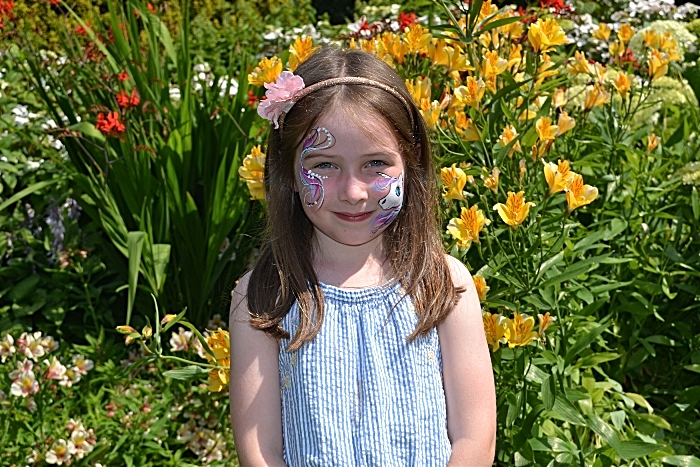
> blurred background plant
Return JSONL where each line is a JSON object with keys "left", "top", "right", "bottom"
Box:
{"left": 2, "top": 0, "right": 700, "bottom": 464}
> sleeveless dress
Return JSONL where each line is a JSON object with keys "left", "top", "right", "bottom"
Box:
{"left": 278, "top": 281, "right": 452, "bottom": 466}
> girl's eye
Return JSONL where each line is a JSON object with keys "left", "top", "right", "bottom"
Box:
{"left": 367, "top": 160, "right": 387, "bottom": 167}
{"left": 313, "top": 162, "right": 334, "bottom": 170}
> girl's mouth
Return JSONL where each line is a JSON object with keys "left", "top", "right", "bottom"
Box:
{"left": 333, "top": 211, "right": 374, "bottom": 222}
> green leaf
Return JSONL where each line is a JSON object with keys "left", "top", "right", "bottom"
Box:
{"left": 151, "top": 244, "right": 171, "bottom": 293}
{"left": 692, "top": 187, "right": 699, "bottom": 221}
{"left": 551, "top": 394, "right": 586, "bottom": 426}
{"left": 68, "top": 122, "right": 106, "bottom": 143}
{"left": 577, "top": 352, "right": 620, "bottom": 368}
{"left": 661, "top": 455, "right": 700, "bottom": 467}
{"left": 542, "top": 374, "right": 556, "bottom": 411}
{"left": 0, "top": 178, "right": 65, "bottom": 213}
{"left": 163, "top": 365, "right": 207, "bottom": 381}
{"left": 8, "top": 275, "right": 41, "bottom": 302}
{"left": 615, "top": 441, "right": 661, "bottom": 460}
{"left": 684, "top": 364, "right": 700, "bottom": 374}
{"left": 565, "top": 323, "right": 609, "bottom": 366}
{"left": 479, "top": 15, "right": 523, "bottom": 34}
{"left": 127, "top": 231, "right": 146, "bottom": 325}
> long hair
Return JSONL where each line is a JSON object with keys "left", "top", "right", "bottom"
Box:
{"left": 246, "top": 47, "right": 461, "bottom": 351}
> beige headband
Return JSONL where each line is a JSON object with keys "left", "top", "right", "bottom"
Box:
{"left": 277, "top": 76, "right": 416, "bottom": 131}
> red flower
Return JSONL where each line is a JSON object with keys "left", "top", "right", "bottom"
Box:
{"left": 116, "top": 89, "right": 140, "bottom": 110}
{"left": 96, "top": 111, "right": 126, "bottom": 138}
{"left": 147, "top": 3, "right": 154, "bottom": 13}
{"left": 117, "top": 71, "right": 129, "bottom": 82}
{"left": 246, "top": 89, "right": 259, "bottom": 108}
{"left": 49, "top": 0, "right": 59, "bottom": 6}
{"left": 539, "top": 0, "right": 571, "bottom": 14}
{"left": 397, "top": 11, "right": 417, "bottom": 31}
{"left": 0, "top": 0, "right": 14, "bottom": 15}
{"left": 74, "top": 21, "right": 90, "bottom": 35}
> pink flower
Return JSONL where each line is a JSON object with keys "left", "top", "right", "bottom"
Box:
{"left": 45, "top": 356, "right": 67, "bottom": 380}
{"left": 257, "top": 71, "right": 305, "bottom": 129}
{"left": 10, "top": 370, "right": 39, "bottom": 397}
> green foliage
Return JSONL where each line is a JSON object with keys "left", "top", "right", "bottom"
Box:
{"left": 11, "top": 0, "right": 264, "bottom": 327}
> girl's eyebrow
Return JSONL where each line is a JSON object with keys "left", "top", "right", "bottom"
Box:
{"left": 303, "top": 151, "right": 400, "bottom": 160}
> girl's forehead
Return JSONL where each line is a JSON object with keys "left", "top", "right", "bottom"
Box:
{"left": 301, "top": 109, "right": 401, "bottom": 157}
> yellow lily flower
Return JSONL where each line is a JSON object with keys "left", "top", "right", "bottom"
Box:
{"left": 204, "top": 328, "right": 231, "bottom": 365}
{"left": 247, "top": 56, "right": 283, "bottom": 86}
{"left": 474, "top": 275, "right": 489, "bottom": 301}
{"left": 557, "top": 112, "right": 576, "bottom": 136}
{"left": 453, "top": 77, "right": 486, "bottom": 108}
{"left": 403, "top": 23, "right": 432, "bottom": 54}
{"left": 427, "top": 39, "right": 450, "bottom": 66}
{"left": 648, "top": 49, "right": 670, "bottom": 82}
{"left": 584, "top": 83, "right": 610, "bottom": 110}
{"left": 609, "top": 40, "right": 625, "bottom": 58}
{"left": 528, "top": 18, "right": 568, "bottom": 53}
{"left": 239, "top": 145, "right": 266, "bottom": 200}
{"left": 445, "top": 45, "right": 474, "bottom": 79}
{"left": 565, "top": 173, "right": 598, "bottom": 212}
{"left": 482, "top": 166, "right": 500, "bottom": 193}
{"left": 568, "top": 51, "right": 593, "bottom": 75}
{"left": 643, "top": 30, "right": 659, "bottom": 48}
{"left": 483, "top": 312, "right": 509, "bottom": 352}
{"left": 504, "top": 312, "right": 539, "bottom": 348}
{"left": 420, "top": 99, "right": 441, "bottom": 129}
{"left": 535, "top": 55, "right": 559, "bottom": 87}
{"left": 405, "top": 76, "right": 432, "bottom": 105}
{"left": 208, "top": 366, "right": 230, "bottom": 392}
{"left": 446, "top": 204, "right": 490, "bottom": 247}
{"left": 552, "top": 88, "right": 567, "bottom": 109}
{"left": 647, "top": 133, "right": 661, "bottom": 152}
{"left": 377, "top": 32, "right": 407, "bottom": 65}
{"left": 536, "top": 116, "right": 559, "bottom": 141}
{"left": 519, "top": 159, "right": 527, "bottom": 184}
{"left": 441, "top": 164, "right": 467, "bottom": 200}
{"left": 543, "top": 159, "right": 575, "bottom": 194}
{"left": 493, "top": 191, "right": 535, "bottom": 228}
{"left": 481, "top": 50, "right": 508, "bottom": 79}
{"left": 507, "top": 43, "right": 523, "bottom": 71}
{"left": 287, "top": 36, "right": 318, "bottom": 72}
{"left": 359, "top": 39, "right": 376, "bottom": 54}
{"left": 538, "top": 312, "right": 557, "bottom": 336}
{"left": 592, "top": 23, "right": 611, "bottom": 41}
{"left": 454, "top": 112, "right": 481, "bottom": 142}
{"left": 617, "top": 24, "right": 634, "bottom": 44}
{"left": 499, "top": 124, "right": 522, "bottom": 156}
{"left": 612, "top": 70, "right": 632, "bottom": 96}
{"left": 593, "top": 62, "right": 607, "bottom": 83}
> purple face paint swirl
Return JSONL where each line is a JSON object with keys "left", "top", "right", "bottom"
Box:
{"left": 299, "top": 128, "right": 335, "bottom": 207}
{"left": 370, "top": 172, "right": 404, "bottom": 234}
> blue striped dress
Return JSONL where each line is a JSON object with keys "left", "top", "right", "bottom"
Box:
{"left": 278, "top": 281, "right": 452, "bottom": 466}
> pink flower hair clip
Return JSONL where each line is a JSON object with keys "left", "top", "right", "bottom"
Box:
{"left": 257, "top": 71, "right": 305, "bottom": 129}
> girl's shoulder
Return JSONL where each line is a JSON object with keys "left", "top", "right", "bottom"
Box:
{"left": 443, "top": 253, "right": 473, "bottom": 290}
{"left": 230, "top": 270, "right": 253, "bottom": 322}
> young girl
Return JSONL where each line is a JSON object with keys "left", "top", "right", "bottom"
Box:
{"left": 229, "top": 47, "right": 496, "bottom": 466}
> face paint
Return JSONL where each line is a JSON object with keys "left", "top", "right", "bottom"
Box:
{"left": 299, "top": 127, "right": 335, "bottom": 208}
{"left": 369, "top": 171, "right": 404, "bottom": 234}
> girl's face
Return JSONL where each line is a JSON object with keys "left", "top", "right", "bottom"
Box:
{"left": 294, "top": 110, "right": 405, "bottom": 247}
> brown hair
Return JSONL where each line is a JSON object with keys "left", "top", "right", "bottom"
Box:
{"left": 246, "top": 47, "right": 461, "bottom": 351}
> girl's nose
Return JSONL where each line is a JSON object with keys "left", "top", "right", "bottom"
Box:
{"left": 338, "top": 172, "right": 369, "bottom": 204}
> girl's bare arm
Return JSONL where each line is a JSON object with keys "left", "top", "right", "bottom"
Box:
{"left": 229, "top": 272, "right": 286, "bottom": 466}
{"left": 438, "top": 255, "right": 497, "bottom": 467}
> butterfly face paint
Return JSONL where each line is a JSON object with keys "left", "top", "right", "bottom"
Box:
{"left": 299, "top": 127, "right": 335, "bottom": 208}
{"left": 369, "top": 171, "right": 404, "bottom": 234}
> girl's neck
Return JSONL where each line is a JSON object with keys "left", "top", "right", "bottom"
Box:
{"left": 312, "top": 229, "right": 392, "bottom": 288}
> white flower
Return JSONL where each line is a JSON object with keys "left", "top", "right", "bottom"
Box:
{"left": 169, "top": 85, "right": 181, "bottom": 101}
{"left": 9, "top": 358, "right": 33, "bottom": 379}
{"left": 59, "top": 366, "right": 82, "bottom": 388}
{"left": 40, "top": 335, "right": 59, "bottom": 353}
{"left": 17, "top": 332, "right": 45, "bottom": 361}
{"left": 0, "top": 334, "right": 15, "bottom": 362}
{"left": 45, "top": 439, "right": 75, "bottom": 465}
{"left": 169, "top": 327, "right": 193, "bottom": 352}
{"left": 10, "top": 370, "right": 40, "bottom": 397}
{"left": 206, "top": 314, "right": 226, "bottom": 331}
{"left": 70, "top": 428, "right": 94, "bottom": 459}
{"left": 45, "top": 356, "right": 67, "bottom": 380}
{"left": 71, "top": 354, "right": 94, "bottom": 375}
{"left": 217, "top": 76, "right": 239, "bottom": 97}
